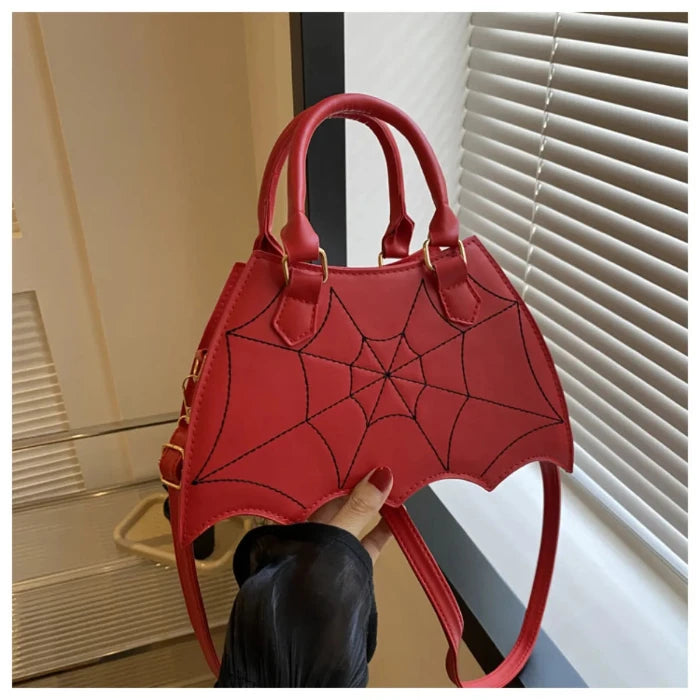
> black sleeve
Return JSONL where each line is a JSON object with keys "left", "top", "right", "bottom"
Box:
{"left": 215, "top": 522, "right": 378, "bottom": 688}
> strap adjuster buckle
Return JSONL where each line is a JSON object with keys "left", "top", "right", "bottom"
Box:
{"left": 160, "top": 442, "right": 185, "bottom": 490}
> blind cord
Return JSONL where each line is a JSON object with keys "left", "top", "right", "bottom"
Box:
{"left": 522, "top": 11, "right": 561, "bottom": 300}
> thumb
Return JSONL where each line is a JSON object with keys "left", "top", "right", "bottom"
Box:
{"left": 329, "top": 467, "right": 393, "bottom": 539}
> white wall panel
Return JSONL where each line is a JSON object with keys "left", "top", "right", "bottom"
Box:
{"left": 345, "top": 13, "right": 470, "bottom": 266}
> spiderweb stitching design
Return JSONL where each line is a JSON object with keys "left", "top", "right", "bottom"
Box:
{"left": 191, "top": 274, "right": 563, "bottom": 502}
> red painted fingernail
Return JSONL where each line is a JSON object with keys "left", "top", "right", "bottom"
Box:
{"left": 368, "top": 466, "right": 393, "bottom": 493}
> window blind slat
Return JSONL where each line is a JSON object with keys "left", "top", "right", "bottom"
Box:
{"left": 467, "top": 72, "right": 687, "bottom": 151}
{"left": 472, "top": 12, "right": 687, "bottom": 55}
{"left": 464, "top": 109, "right": 540, "bottom": 156}
{"left": 460, "top": 170, "right": 533, "bottom": 221}
{"left": 567, "top": 391, "right": 687, "bottom": 504}
{"left": 556, "top": 366, "right": 687, "bottom": 486}
{"left": 13, "top": 460, "right": 85, "bottom": 483}
{"left": 524, "top": 246, "right": 687, "bottom": 377}
{"left": 468, "top": 50, "right": 549, "bottom": 88}
{"left": 463, "top": 185, "right": 687, "bottom": 330}
{"left": 461, "top": 173, "right": 688, "bottom": 313}
{"left": 465, "top": 109, "right": 687, "bottom": 211}
{"left": 535, "top": 312, "right": 687, "bottom": 460}
{"left": 547, "top": 90, "right": 686, "bottom": 151}
{"left": 573, "top": 446, "right": 687, "bottom": 564}
{"left": 470, "top": 26, "right": 687, "bottom": 87}
{"left": 569, "top": 410, "right": 686, "bottom": 530}
{"left": 466, "top": 90, "right": 687, "bottom": 180}
{"left": 463, "top": 130, "right": 688, "bottom": 242}
{"left": 467, "top": 59, "right": 549, "bottom": 95}
{"left": 471, "top": 12, "right": 558, "bottom": 37}
{"left": 536, "top": 200, "right": 687, "bottom": 297}
{"left": 570, "top": 463, "right": 686, "bottom": 578}
{"left": 542, "top": 138, "right": 686, "bottom": 213}
{"left": 554, "top": 38, "right": 686, "bottom": 88}
{"left": 550, "top": 65, "right": 686, "bottom": 120}
{"left": 460, "top": 191, "right": 531, "bottom": 244}
{"left": 462, "top": 148, "right": 536, "bottom": 200}
{"left": 529, "top": 227, "right": 687, "bottom": 325}
{"left": 550, "top": 341, "right": 687, "bottom": 488}
{"left": 469, "top": 26, "right": 553, "bottom": 61}
{"left": 13, "top": 474, "right": 85, "bottom": 501}
{"left": 524, "top": 271, "right": 686, "bottom": 408}
{"left": 459, "top": 157, "right": 688, "bottom": 313}
{"left": 469, "top": 48, "right": 687, "bottom": 119}
{"left": 545, "top": 114, "right": 686, "bottom": 182}
{"left": 523, "top": 252, "right": 685, "bottom": 385}
{"left": 459, "top": 210, "right": 530, "bottom": 264}
{"left": 536, "top": 201, "right": 686, "bottom": 282}
{"left": 461, "top": 187, "right": 688, "bottom": 375}
{"left": 526, "top": 289, "right": 686, "bottom": 433}
{"left": 569, "top": 420, "right": 687, "bottom": 549}
{"left": 539, "top": 160, "right": 687, "bottom": 240}
{"left": 558, "top": 12, "right": 687, "bottom": 55}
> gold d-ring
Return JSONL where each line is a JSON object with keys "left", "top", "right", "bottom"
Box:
{"left": 422, "top": 238, "right": 466, "bottom": 272}
{"left": 318, "top": 248, "right": 329, "bottom": 282}
{"left": 282, "top": 248, "right": 329, "bottom": 285}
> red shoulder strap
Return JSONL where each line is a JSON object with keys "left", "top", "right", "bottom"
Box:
{"left": 168, "top": 490, "right": 222, "bottom": 676}
{"left": 381, "top": 460, "right": 561, "bottom": 687}
{"left": 165, "top": 461, "right": 560, "bottom": 686}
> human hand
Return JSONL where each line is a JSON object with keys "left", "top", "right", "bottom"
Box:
{"left": 307, "top": 467, "right": 394, "bottom": 564}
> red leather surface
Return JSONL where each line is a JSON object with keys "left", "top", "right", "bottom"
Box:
{"left": 433, "top": 253, "right": 481, "bottom": 326}
{"left": 272, "top": 264, "right": 323, "bottom": 346}
{"left": 176, "top": 238, "right": 572, "bottom": 544}
{"left": 159, "top": 94, "right": 574, "bottom": 687}
{"left": 160, "top": 262, "right": 246, "bottom": 489}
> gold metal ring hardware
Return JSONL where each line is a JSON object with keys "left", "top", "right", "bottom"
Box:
{"left": 318, "top": 248, "right": 329, "bottom": 282}
{"left": 178, "top": 351, "right": 206, "bottom": 425}
{"left": 191, "top": 353, "right": 203, "bottom": 381}
{"left": 160, "top": 476, "right": 181, "bottom": 490}
{"left": 378, "top": 252, "right": 384, "bottom": 267}
{"left": 182, "top": 375, "right": 197, "bottom": 393}
{"left": 282, "top": 248, "right": 329, "bottom": 286}
{"left": 160, "top": 476, "right": 180, "bottom": 491}
{"left": 162, "top": 442, "right": 185, "bottom": 458}
{"left": 422, "top": 238, "right": 466, "bottom": 272}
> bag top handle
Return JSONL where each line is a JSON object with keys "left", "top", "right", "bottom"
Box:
{"left": 280, "top": 93, "right": 460, "bottom": 264}
{"left": 255, "top": 108, "right": 414, "bottom": 261}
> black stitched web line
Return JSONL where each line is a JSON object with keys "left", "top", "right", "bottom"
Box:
{"left": 193, "top": 277, "right": 563, "bottom": 493}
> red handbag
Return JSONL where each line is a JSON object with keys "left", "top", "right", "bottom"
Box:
{"left": 159, "top": 93, "right": 574, "bottom": 688}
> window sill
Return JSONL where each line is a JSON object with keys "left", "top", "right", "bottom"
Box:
{"left": 408, "top": 463, "right": 687, "bottom": 687}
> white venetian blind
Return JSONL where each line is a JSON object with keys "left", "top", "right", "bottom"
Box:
{"left": 12, "top": 291, "right": 85, "bottom": 504}
{"left": 459, "top": 12, "right": 688, "bottom": 575}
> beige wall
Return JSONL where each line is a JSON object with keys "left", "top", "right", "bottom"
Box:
{"left": 13, "top": 12, "right": 294, "bottom": 485}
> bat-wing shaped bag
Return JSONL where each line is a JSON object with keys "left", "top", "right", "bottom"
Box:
{"left": 159, "top": 93, "right": 574, "bottom": 688}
